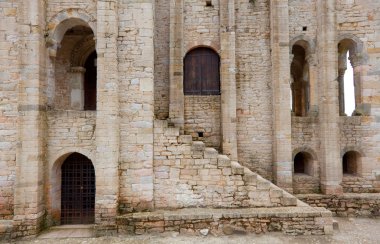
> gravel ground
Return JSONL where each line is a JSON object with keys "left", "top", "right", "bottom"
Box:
{"left": 8, "top": 217, "right": 380, "bottom": 244}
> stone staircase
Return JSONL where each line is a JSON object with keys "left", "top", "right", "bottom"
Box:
{"left": 116, "top": 119, "right": 333, "bottom": 235}
{"left": 153, "top": 119, "right": 302, "bottom": 209}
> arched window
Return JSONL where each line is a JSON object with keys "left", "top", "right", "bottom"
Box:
{"left": 294, "top": 152, "right": 313, "bottom": 175}
{"left": 343, "top": 151, "right": 360, "bottom": 175}
{"left": 184, "top": 47, "right": 220, "bottom": 95}
{"left": 53, "top": 23, "right": 96, "bottom": 111}
{"left": 291, "top": 44, "right": 309, "bottom": 116}
{"left": 338, "top": 39, "right": 358, "bottom": 116}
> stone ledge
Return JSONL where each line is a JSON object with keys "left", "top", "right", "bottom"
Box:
{"left": 116, "top": 207, "right": 332, "bottom": 236}
{"left": 297, "top": 193, "right": 380, "bottom": 217}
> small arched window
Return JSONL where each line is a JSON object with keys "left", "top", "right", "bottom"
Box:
{"left": 184, "top": 47, "right": 220, "bottom": 95}
{"left": 294, "top": 151, "right": 313, "bottom": 175}
{"left": 343, "top": 151, "right": 360, "bottom": 175}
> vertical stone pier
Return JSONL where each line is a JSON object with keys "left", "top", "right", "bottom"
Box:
{"left": 14, "top": 0, "right": 46, "bottom": 237}
{"left": 169, "top": 0, "right": 184, "bottom": 131}
{"left": 270, "top": 0, "right": 293, "bottom": 192}
{"left": 220, "top": 0, "right": 238, "bottom": 160}
{"left": 317, "top": 0, "right": 342, "bottom": 194}
{"left": 95, "top": 0, "right": 120, "bottom": 227}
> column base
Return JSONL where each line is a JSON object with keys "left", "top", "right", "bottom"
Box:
{"left": 321, "top": 184, "right": 343, "bottom": 195}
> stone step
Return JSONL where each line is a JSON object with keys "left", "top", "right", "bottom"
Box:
{"left": 192, "top": 141, "right": 205, "bottom": 152}
{"left": 217, "top": 154, "right": 231, "bottom": 168}
{"left": 231, "top": 161, "right": 244, "bottom": 175}
{"left": 242, "top": 168, "right": 257, "bottom": 186}
{"left": 116, "top": 207, "right": 333, "bottom": 236}
{"left": 204, "top": 147, "right": 218, "bottom": 159}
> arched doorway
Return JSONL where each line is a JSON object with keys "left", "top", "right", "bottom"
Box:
{"left": 61, "top": 153, "right": 95, "bottom": 224}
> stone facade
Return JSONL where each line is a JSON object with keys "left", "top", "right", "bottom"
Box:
{"left": 0, "top": 0, "right": 380, "bottom": 239}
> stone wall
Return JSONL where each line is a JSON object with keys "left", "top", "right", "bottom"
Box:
{"left": 235, "top": 0, "right": 273, "bottom": 179}
{"left": 0, "top": 0, "right": 19, "bottom": 221}
{"left": 117, "top": 0, "right": 155, "bottom": 213}
{"left": 297, "top": 193, "right": 380, "bottom": 217}
{"left": 117, "top": 207, "right": 333, "bottom": 236}
{"left": 184, "top": 95, "right": 221, "bottom": 150}
{"left": 153, "top": 120, "right": 298, "bottom": 209}
{"left": 289, "top": 0, "right": 317, "bottom": 39}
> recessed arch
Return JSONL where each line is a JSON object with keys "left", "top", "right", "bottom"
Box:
{"left": 342, "top": 150, "right": 362, "bottom": 175}
{"left": 50, "top": 151, "right": 96, "bottom": 225}
{"left": 289, "top": 35, "right": 316, "bottom": 55}
{"left": 46, "top": 9, "right": 96, "bottom": 56}
{"left": 293, "top": 151, "right": 314, "bottom": 175}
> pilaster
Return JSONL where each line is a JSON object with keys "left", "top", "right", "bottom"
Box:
{"left": 270, "top": 0, "right": 293, "bottom": 192}
{"left": 169, "top": 0, "right": 184, "bottom": 131}
{"left": 14, "top": 0, "right": 46, "bottom": 237}
{"left": 317, "top": 0, "right": 343, "bottom": 194}
{"left": 95, "top": 0, "right": 120, "bottom": 226}
{"left": 220, "top": 0, "right": 238, "bottom": 160}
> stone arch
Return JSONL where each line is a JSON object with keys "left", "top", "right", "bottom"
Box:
{"left": 184, "top": 42, "right": 220, "bottom": 57}
{"left": 46, "top": 9, "right": 96, "bottom": 57}
{"left": 49, "top": 150, "right": 96, "bottom": 225}
{"left": 289, "top": 35, "right": 316, "bottom": 56}
{"left": 292, "top": 147, "right": 318, "bottom": 161}
{"left": 337, "top": 34, "right": 364, "bottom": 55}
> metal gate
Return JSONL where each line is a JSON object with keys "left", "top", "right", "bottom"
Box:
{"left": 61, "top": 153, "right": 95, "bottom": 225}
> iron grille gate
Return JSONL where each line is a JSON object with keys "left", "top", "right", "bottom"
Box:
{"left": 61, "top": 153, "right": 95, "bottom": 225}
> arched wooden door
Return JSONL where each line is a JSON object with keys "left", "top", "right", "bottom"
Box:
{"left": 184, "top": 47, "right": 220, "bottom": 95}
{"left": 61, "top": 153, "right": 95, "bottom": 224}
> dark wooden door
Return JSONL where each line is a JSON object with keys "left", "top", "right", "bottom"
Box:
{"left": 61, "top": 153, "right": 95, "bottom": 225}
{"left": 184, "top": 47, "right": 220, "bottom": 95}
{"left": 84, "top": 51, "right": 97, "bottom": 110}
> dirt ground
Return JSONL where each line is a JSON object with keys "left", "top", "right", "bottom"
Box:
{"left": 9, "top": 217, "right": 380, "bottom": 244}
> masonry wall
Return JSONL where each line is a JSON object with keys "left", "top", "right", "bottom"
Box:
{"left": 118, "top": 1, "right": 155, "bottom": 213}
{"left": 335, "top": 0, "right": 380, "bottom": 191}
{"left": 46, "top": 0, "right": 97, "bottom": 20}
{"left": 298, "top": 193, "right": 380, "bottom": 217}
{"left": 289, "top": 0, "right": 317, "bottom": 39}
{"left": 153, "top": 120, "right": 298, "bottom": 209}
{"left": 235, "top": 0, "right": 273, "bottom": 179}
{"left": 291, "top": 117, "right": 321, "bottom": 194}
{"left": 0, "top": 0, "right": 19, "bottom": 220}
{"left": 184, "top": 95, "right": 221, "bottom": 150}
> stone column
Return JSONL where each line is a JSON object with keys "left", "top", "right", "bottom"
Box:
{"left": 306, "top": 54, "right": 319, "bottom": 115}
{"left": 317, "top": 0, "right": 343, "bottom": 194}
{"left": 14, "top": 0, "right": 46, "bottom": 237}
{"left": 350, "top": 54, "right": 366, "bottom": 115}
{"left": 270, "top": 0, "right": 293, "bottom": 192}
{"left": 69, "top": 67, "right": 85, "bottom": 110}
{"left": 220, "top": 0, "right": 238, "bottom": 160}
{"left": 169, "top": 0, "right": 184, "bottom": 131}
{"left": 95, "top": 0, "right": 120, "bottom": 227}
{"left": 338, "top": 53, "right": 347, "bottom": 116}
